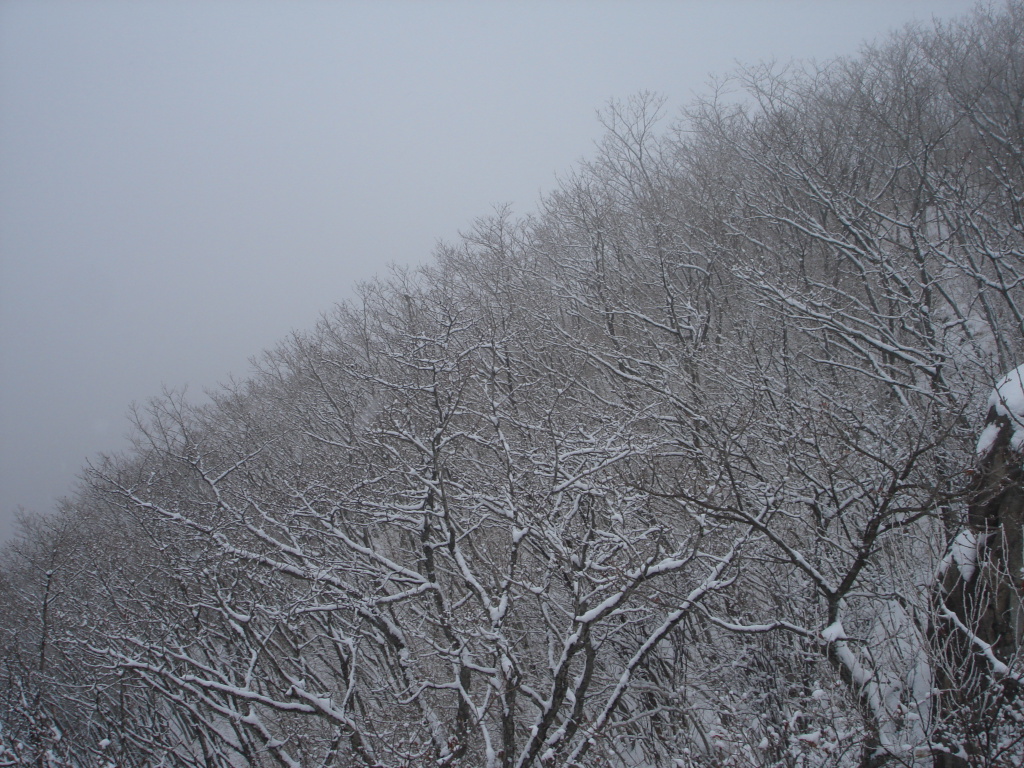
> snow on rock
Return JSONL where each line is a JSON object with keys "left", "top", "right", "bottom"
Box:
{"left": 976, "top": 422, "right": 1002, "bottom": 458}
{"left": 978, "top": 363, "right": 1024, "bottom": 456}
{"left": 951, "top": 529, "right": 979, "bottom": 583}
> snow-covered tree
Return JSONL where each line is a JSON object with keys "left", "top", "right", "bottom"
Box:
{"left": 4, "top": 4, "right": 1024, "bottom": 767}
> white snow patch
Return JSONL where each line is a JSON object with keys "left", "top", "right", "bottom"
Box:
{"left": 980, "top": 363, "right": 1024, "bottom": 455}
{"left": 821, "top": 621, "right": 847, "bottom": 642}
{"left": 976, "top": 422, "right": 1001, "bottom": 457}
{"left": 796, "top": 730, "right": 821, "bottom": 746}
{"left": 951, "top": 530, "right": 979, "bottom": 582}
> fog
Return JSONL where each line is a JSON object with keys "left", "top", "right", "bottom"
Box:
{"left": 0, "top": 0, "right": 978, "bottom": 541}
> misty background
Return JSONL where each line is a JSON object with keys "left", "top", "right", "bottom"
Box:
{"left": 0, "top": 0, "right": 979, "bottom": 542}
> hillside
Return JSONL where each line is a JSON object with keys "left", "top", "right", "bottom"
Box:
{"left": 3, "top": 4, "right": 1023, "bottom": 767}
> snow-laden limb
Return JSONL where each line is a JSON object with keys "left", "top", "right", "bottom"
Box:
{"left": 558, "top": 533, "right": 749, "bottom": 768}
{"left": 937, "top": 606, "right": 1020, "bottom": 681}
{"left": 704, "top": 615, "right": 815, "bottom": 638}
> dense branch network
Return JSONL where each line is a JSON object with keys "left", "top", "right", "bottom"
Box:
{"left": 3, "top": 4, "right": 1024, "bottom": 767}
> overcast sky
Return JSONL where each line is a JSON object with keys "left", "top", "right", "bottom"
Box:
{"left": 0, "top": 0, "right": 979, "bottom": 541}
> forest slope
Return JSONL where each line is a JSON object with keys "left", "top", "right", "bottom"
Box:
{"left": 3, "top": 4, "right": 1024, "bottom": 767}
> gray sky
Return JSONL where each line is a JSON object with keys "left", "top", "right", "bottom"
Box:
{"left": 0, "top": 0, "right": 979, "bottom": 541}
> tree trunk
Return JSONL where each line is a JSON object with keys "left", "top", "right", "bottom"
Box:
{"left": 931, "top": 402, "right": 1024, "bottom": 767}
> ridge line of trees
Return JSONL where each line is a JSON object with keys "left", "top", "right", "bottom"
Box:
{"left": 3, "top": 3, "right": 1024, "bottom": 766}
